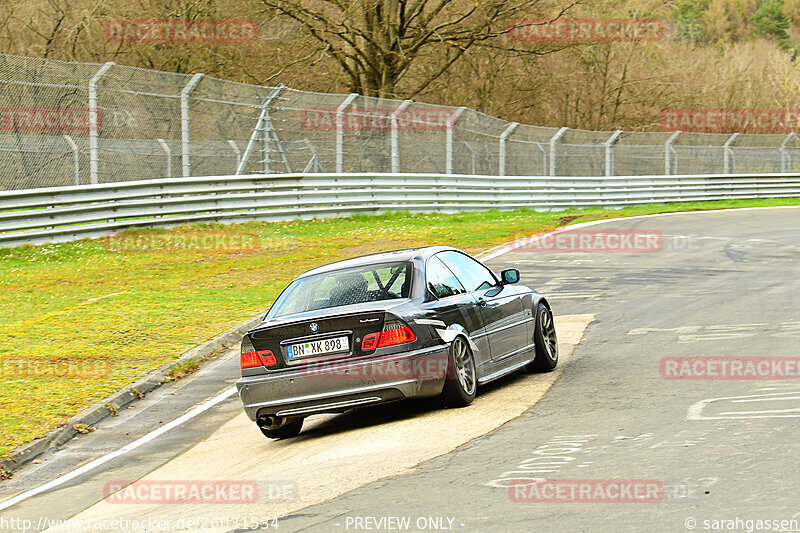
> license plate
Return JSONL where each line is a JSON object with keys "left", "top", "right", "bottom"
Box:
{"left": 287, "top": 336, "right": 350, "bottom": 360}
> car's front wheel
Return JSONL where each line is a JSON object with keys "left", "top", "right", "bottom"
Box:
{"left": 259, "top": 418, "right": 304, "bottom": 440}
{"left": 441, "top": 336, "right": 477, "bottom": 407}
{"left": 526, "top": 302, "right": 558, "bottom": 372}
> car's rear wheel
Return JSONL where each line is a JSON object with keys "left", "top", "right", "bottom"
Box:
{"left": 441, "top": 336, "right": 477, "bottom": 407}
{"left": 527, "top": 302, "right": 558, "bottom": 372}
{"left": 259, "top": 418, "right": 304, "bottom": 440}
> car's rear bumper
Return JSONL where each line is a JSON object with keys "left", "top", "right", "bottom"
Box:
{"left": 236, "top": 344, "right": 450, "bottom": 421}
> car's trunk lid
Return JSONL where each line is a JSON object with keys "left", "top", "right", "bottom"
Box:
{"left": 248, "top": 306, "right": 396, "bottom": 368}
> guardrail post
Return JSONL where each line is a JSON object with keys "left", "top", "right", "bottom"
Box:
{"left": 156, "top": 139, "right": 172, "bottom": 178}
{"left": 604, "top": 130, "right": 623, "bottom": 177}
{"left": 499, "top": 122, "right": 520, "bottom": 176}
{"left": 180, "top": 73, "right": 204, "bottom": 178}
{"left": 549, "top": 127, "right": 568, "bottom": 177}
{"left": 88, "top": 62, "right": 114, "bottom": 185}
{"left": 723, "top": 133, "right": 739, "bottom": 174}
{"left": 665, "top": 131, "right": 681, "bottom": 175}
{"left": 63, "top": 135, "right": 79, "bottom": 186}
{"left": 236, "top": 85, "right": 284, "bottom": 175}
{"left": 781, "top": 133, "right": 795, "bottom": 173}
{"left": 391, "top": 99, "right": 413, "bottom": 173}
{"left": 446, "top": 107, "right": 467, "bottom": 174}
{"left": 335, "top": 93, "right": 359, "bottom": 173}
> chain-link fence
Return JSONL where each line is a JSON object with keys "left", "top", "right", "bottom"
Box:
{"left": 2, "top": 52, "right": 800, "bottom": 191}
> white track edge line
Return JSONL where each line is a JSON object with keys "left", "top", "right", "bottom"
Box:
{"left": 0, "top": 386, "right": 237, "bottom": 512}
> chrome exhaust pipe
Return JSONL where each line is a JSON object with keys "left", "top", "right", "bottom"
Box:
{"left": 257, "top": 415, "right": 286, "bottom": 429}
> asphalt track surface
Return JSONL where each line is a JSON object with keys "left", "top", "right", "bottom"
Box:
{"left": 2, "top": 206, "right": 800, "bottom": 533}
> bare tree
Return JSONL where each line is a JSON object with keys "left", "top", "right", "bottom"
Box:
{"left": 258, "top": 0, "right": 573, "bottom": 98}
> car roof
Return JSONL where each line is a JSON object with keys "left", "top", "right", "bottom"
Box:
{"left": 295, "top": 245, "right": 458, "bottom": 278}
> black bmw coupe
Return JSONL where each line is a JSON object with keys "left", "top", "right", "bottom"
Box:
{"left": 236, "top": 246, "right": 557, "bottom": 439}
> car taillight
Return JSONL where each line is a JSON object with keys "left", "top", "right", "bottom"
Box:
{"left": 377, "top": 321, "right": 416, "bottom": 348}
{"left": 241, "top": 351, "right": 261, "bottom": 368}
{"left": 361, "top": 332, "right": 380, "bottom": 351}
{"left": 241, "top": 349, "right": 276, "bottom": 369}
{"left": 259, "top": 351, "right": 277, "bottom": 365}
{"left": 240, "top": 336, "right": 277, "bottom": 369}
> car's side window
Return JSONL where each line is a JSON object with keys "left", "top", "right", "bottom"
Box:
{"left": 426, "top": 256, "right": 466, "bottom": 299}
{"left": 438, "top": 251, "right": 497, "bottom": 292}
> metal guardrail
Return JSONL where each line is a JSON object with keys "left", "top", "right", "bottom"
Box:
{"left": 2, "top": 172, "right": 800, "bottom": 248}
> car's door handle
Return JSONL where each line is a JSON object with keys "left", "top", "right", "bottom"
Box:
{"left": 477, "top": 298, "right": 487, "bottom": 307}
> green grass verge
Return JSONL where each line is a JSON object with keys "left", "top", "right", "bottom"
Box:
{"left": 1, "top": 197, "right": 799, "bottom": 457}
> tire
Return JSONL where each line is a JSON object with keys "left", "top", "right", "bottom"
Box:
{"left": 259, "top": 418, "right": 304, "bottom": 440}
{"left": 441, "top": 336, "right": 478, "bottom": 407}
{"left": 527, "top": 302, "right": 558, "bottom": 372}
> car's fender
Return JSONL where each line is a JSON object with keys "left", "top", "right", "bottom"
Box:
{"left": 434, "top": 323, "right": 479, "bottom": 353}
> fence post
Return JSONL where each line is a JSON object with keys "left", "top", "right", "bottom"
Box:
{"left": 499, "top": 122, "right": 520, "bottom": 176}
{"left": 534, "top": 143, "right": 547, "bottom": 176}
{"left": 227, "top": 140, "right": 241, "bottom": 171}
{"left": 236, "top": 85, "right": 284, "bottom": 175}
{"left": 335, "top": 93, "right": 359, "bottom": 173}
{"left": 157, "top": 139, "right": 172, "bottom": 178}
{"left": 723, "top": 133, "right": 739, "bottom": 174}
{"left": 549, "top": 127, "right": 568, "bottom": 177}
{"left": 781, "top": 133, "right": 796, "bottom": 173}
{"left": 446, "top": 107, "right": 467, "bottom": 174}
{"left": 180, "top": 73, "right": 204, "bottom": 177}
{"left": 63, "top": 135, "right": 79, "bottom": 186}
{"left": 88, "top": 62, "right": 114, "bottom": 185}
{"left": 665, "top": 131, "right": 681, "bottom": 175}
{"left": 462, "top": 142, "right": 476, "bottom": 175}
{"left": 391, "top": 99, "right": 413, "bottom": 173}
{"left": 604, "top": 130, "right": 623, "bottom": 177}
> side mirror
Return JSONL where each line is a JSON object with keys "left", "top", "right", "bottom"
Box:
{"left": 500, "top": 268, "right": 520, "bottom": 285}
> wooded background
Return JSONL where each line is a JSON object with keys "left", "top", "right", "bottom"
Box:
{"left": 1, "top": 0, "right": 799, "bottom": 131}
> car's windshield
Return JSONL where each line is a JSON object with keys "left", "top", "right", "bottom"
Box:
{"left": 266, "top": 262, "right": 411, "bottom": 318}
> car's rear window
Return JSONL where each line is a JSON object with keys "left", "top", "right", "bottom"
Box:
{"left": 266, "top": 262, "right": 412, "bottom": 318}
